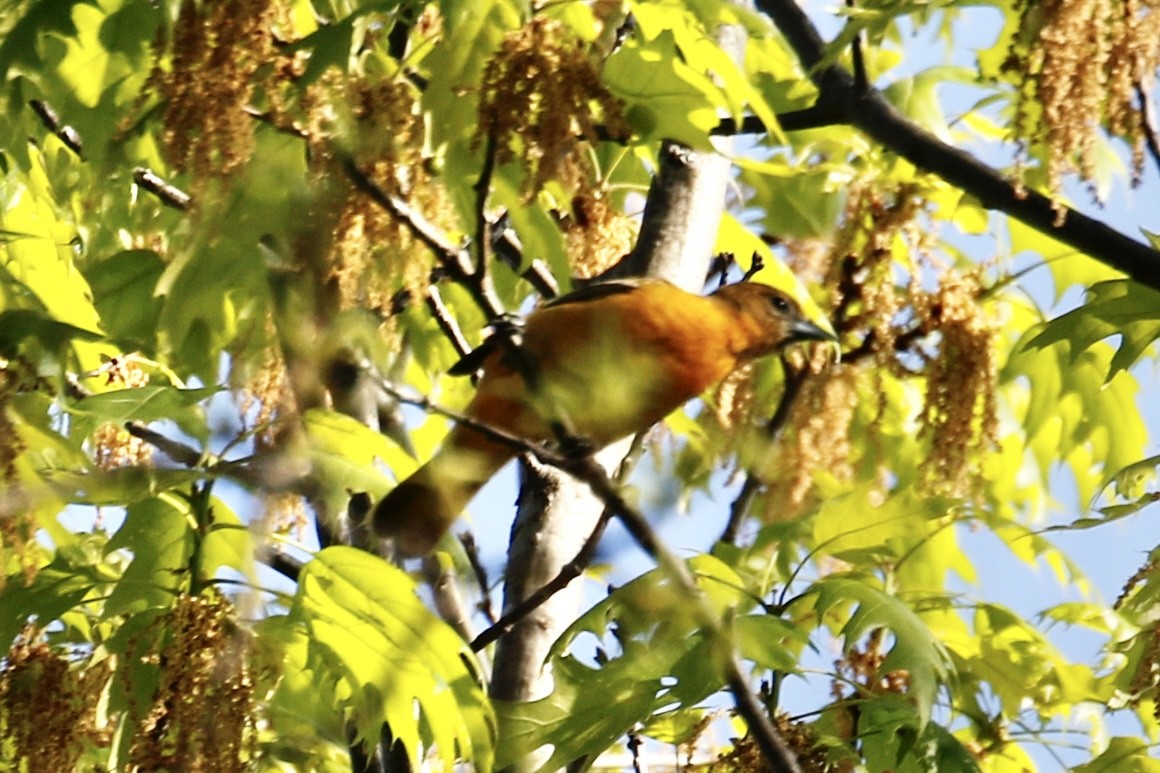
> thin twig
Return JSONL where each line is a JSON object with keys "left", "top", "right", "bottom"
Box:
{"left": 711, "top": 103, "right": 846, "bottom": 136}
{"left": 847, "top": 1, "right": 868, "bottom": 93}
{"left": 133, "top": 167, "right": 191, "bottom": 211}
{"left": 720, "top": 355, "right": 810, "bottom": 545}
{"left": 344, "top": 156, "right": 506, "bottom": 317}
{"left": 125, "top": 422, "right": 204, "bottom": 467}
{"left": 267, "top": 552, "right": 304, "bottom": 582}
{"left": 244, "top": 106, "right": 310, "bottom": 140}
{"left": 471, "top": 510, "right": 610, "bottom": 651}
{"left": 28, "top": 99, "right": 83, "bottom": 158}
{"left": 343, "top": 158, "right": 475, "bottom": 281}
{"left": 458, "top": 532, "right": 498, "bottom": 625}
{"left": 1136, "top": 82, "right": 1160, "bottom": 183}
{"left": 492, "top": 222, "right": 560, "bottom": 299}
{"left": 424, "top": 284, "right": 474, "bottom": 359}
{"left": 470, "top": 434, "right": 644, "bottom": 651}
{"left": 474, "top": 132, "right": 498, "bottom": 279}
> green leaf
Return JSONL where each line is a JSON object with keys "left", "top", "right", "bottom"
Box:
{"left": 53, "top": 3, "right": 120, "bottom": 107}
{"left": 1074, "top": 738, "right": 1160, "bottom": 772}
{"left": 103, "top": 496, "right": 194, "bottom": 616}
{"left": 422, "top": 0, "right": 519, "bottom": 149}
{"left": 1027, "top": 280, "right": 1160, "bottom": 379}
{"left": 1006, "top": 336, "right": 1146, "bottom": 505}
{"left": 735, "top": 614, "right": 808, "bottom": 672}
{"left": 603, "top": 32, "right": 724, "bottom": 148}
{"left": 812, "top": 484, "right": 931, "bottom": 562}
{"left": 496, "top": 555, "right": 760, "bottom": 768}
{"left": 858, "top": 698, "right": 982, "bottom": 773}
{"left": 304, "top": 408, "right": 404, "bottom": 516}
{"left": 286, "top": 17, "right": 357, "bottom": 84}
{"left": 808, "top": 576, "right": 952, "bottom": 726}
{"left": 202, "top": 496, "right": 255, "bottom": 580}
{"left": 495, "top": 656, "right": 660, "bottom": 770}
{"left": 882, "top": 67, "right": 976, "bottom": 143}
{"left": 638, "top": 707, "right": 709, "bottom": 745}
{"left": 0, "top": 179, "right": 103, "bottom": 333}
{"left": 254, "top": 615, "right": 349, "bottom": 765}
{"left": 0, "top": 309, "right": 103, "bottom": 357}
{"left": 739, "top": 159, "right": 845, "bottom": 239}
{"left": 69, "top": 385, "right": 216, "bottom": 443}
{"left": 1108, "top": 454, "right": 1160, "bottom": 500}
{"left": 1008, "top": 217, "right": 1124, "bottom": 301}
{"left": 85, "top": 250, "right": 165, "bottom": 350}
{"left": 290, "top": 547, "right": 495, "bottom": 770}
{"left": 970, "top": 603, "right": 1104, "bottom": 717}
{"left": 0, "top": 557, "right": 98, "bottom": 653}
{"left": 48, "top": 465, "right": 203, "bottom": 506}
{"left": 0, "top": 0, "right": 90, "bottom": 80}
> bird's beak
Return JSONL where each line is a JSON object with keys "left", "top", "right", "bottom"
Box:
{"left": 786, "top": 318, "right": 839, "bottom": 344}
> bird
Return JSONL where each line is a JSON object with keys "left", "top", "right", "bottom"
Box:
{"left": 372, "top": 277, "right": 837, "bottom": 556}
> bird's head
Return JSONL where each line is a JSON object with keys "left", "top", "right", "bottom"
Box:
{"left": 712, "top": 282, "right": 839, "bottom": 360}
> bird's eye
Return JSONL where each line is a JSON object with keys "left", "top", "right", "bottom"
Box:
{"left": 769, "top": 294, "right": 791, "bottom": 313}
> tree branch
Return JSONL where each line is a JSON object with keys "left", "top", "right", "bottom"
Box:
{"left": 470, "top": 435, "right": 643, "bottom": 652}
{"left": 472, "top": 509, "right": 610, "bottom": 652}
{"left": 29, "top": 99, "right": 83, "bottom": 158}
{"left": 133, "top": 167, "right": 191, "bottom": 211}
{"left": 557, "top": 454, "right": 801, "bottom": 773}
{"left": 1136, "top": 82, "right": 1160, "bottom": 183}
{"left": 343, "top": 157, "right": 507, "bottom": 317}
{"left": 363, "top": 366, "right": 801, "bottom": 773}
{"left": 721, "top": 354, "right": 811, "bottom": 545}
{"left": 458, "top": 532, "right": 498, "bottom": 625}
{"left": 750, "top": 0, "right": 1160, "bottom": 292}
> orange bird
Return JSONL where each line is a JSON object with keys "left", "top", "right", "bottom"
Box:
{"left": 373, "top": 278, "right": 836, "bottom": 556}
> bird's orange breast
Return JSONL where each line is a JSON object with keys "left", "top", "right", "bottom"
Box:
{"left": 466, "top": 282, "right": 741, "bottom": 446}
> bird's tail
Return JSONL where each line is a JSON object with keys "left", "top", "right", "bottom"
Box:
{"left": 372, "top": 426, "right": 514, "bottom": 557}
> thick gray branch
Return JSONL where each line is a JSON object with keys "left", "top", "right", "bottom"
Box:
{"left": 755, "top": 0, "right": 1160, "bottom": 292}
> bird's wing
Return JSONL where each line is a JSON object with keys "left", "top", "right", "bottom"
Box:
{"left": 540, "top": 277, "right": 668, "bottom": 309}
{"left": 449, "top": 278, "right": 671, "bottom": 376}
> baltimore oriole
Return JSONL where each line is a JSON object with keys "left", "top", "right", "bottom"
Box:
{"left": 373, "top": 278, "right": 836, "bottom": 556}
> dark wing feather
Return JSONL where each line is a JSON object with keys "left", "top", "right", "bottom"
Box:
{"left": 541, "top": 277, "right": 666, "bottom": 309}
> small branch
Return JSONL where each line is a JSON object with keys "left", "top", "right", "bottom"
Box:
{"left": 386, "top": 10, "right": 414, "bottom": 60}
{"left": 458, "top": 532, "right": 497, "bottom": 625}
{"left": 125, "top": 422, "right": 204, "bottom": 467}
{"left": 423, "top": 554, "right": 476, "bottom": 643}
{"left": 424, "top": 284, "right": 474, "bottom": 359}
{"left": 840, "top": 323, "right": 927, "bottom": 364}
{"left": 492, "top": 220, "right": 560, "bottom": 299}
{"left": 28, "top": 99, "right": 83, "bottom": 158}
{"left": 754, "top": 0, "right": 1160, "bottom": 293}
{"left": 343, "top": 157, "right": 506, "bottom": 317}
{"left": 364, "top": 362, "right": 799, "bottom": 769}
{"left": 471, "top": 509, "right": 609, "bottom": 651}
{"left": 712, "top": 104, "right": 846, "bottom": 136}
{"left": 244, "top": 106, "right": 310, "bottom": 140}
{"left": 720, "top": 354, "right": 810, "bottom": 545}
{"left": 846, "top": 1, "right": 868, "bottom": 93}
{"left": 1136, "top": 82, "right": 1160, "bottom": 182}
{"left": 266, "top": 552, "right": 304, "bottom": 582}
{"left": 133, "top": 167, "right": 191, "bottom": 211}
{"left": 474, "top": 132, "right": 498, "bottom": 279}
{"left": 366, "top": 365, "right": 556, "bottom": 461}
{"left": 344, "top": 157, "right": 472, "bottom": 275}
